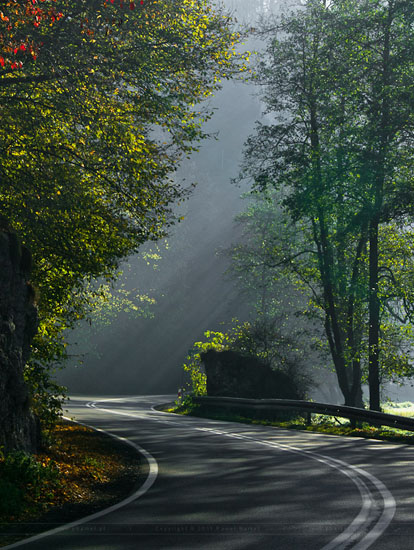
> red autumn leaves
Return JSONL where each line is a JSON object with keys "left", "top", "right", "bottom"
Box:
{"left": 0, "top": 0, "right": 145, "bottom": 71}
{"left": 109, "top": 1, "right": 145, "bottom": 9}
{"left": 0, "top": 1, "right": 60, "bottom": 69}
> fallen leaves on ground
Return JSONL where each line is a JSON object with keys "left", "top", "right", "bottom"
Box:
{"left": 0, "top": 420, "right": 141, "bottom": 530}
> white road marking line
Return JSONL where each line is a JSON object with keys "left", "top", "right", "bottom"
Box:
{"left": 348, "top": 469, "right": 395, "bottom": 550}
{"left": 86, "top": 406, "right": 176, "bottom": 426}
{"left": 191, "top": 425, "right": 395, "bottom": 550}
{"left": 1, "top": 417, "right": 158, "bottom": 550}
{"left": 77, "top": 398, "right": 397, "bottom": 550}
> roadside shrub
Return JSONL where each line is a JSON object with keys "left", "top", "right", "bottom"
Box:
{"left": 182, "top": 330, "right": 233, "bottom": 395}
{"left": 0, "top": 479, "right": 24, "bottom": 515}
{"left": 24, "top": 361, "right": 67, "bottom": 433}
{"left": 0, "top": 449, "right": 60, "bottom": 508}
{"left": 229, "top": 319, "right": 313, "bottom": 398}
{"left": 385, "top": 401, "right": 414, "bottom": 409}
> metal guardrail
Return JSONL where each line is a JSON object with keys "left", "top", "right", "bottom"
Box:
{"left": 192, "top": 396, "right": 414, "bottom": 432}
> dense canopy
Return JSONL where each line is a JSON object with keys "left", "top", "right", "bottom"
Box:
{"left": 0, "top": 0, "right": 247, "bottom": 421}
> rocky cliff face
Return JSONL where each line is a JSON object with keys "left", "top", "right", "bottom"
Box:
{"left": 201, "top": 349, "right": 303, "bottom": 400}
{"left": 0, "top": 229, "right": 40, "bottom": 452}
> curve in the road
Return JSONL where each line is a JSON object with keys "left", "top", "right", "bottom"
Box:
{"left": 91, "top": 397, "right": 396, "bottom": 550}
{"left": 194, "top": 426, "right": 395, "bottom": 550}
{"left": 2, "top": 397, "right": 396, "bottom": 550}
{"left": 1, "top": 416, "right": 158, "bottom": 550}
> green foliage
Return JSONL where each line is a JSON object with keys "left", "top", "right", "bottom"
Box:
{"left": 385, "top": 401, "right": 414, "bottom": 410}
{"left": 0, "top": 449, "right": 60, "bottom": 513}
{"left": 183, "top": 330, "right": 232, "bottom": 395}
{"left": 229, "top": 319, "right": 313, "bottom": 397}
{"left": 0, "top": 451, "right": 59, "bottom": 487}
{"left": 82, "top": 270, "right": 158, "bottom": 329}
{"left": 0, "top": 0, "right": 250, "bottom": 424}
{"left": 228, "top": 188, "right": 325, "bottom": 354}
{"left": 230, "top": 189, "right": 414, "bottom": 395}
{"left": 377, "top": 323, "right": 414, "bottom": 384}
{"left": 24, "top": 362, "right": 67, "bottom": 430}
{"left": 240, "top": 0, "right": 414, "bottom": 407}
{"left": 229, "top": 189, "right": 304, "bottom": 319}
{"left": 0, "top": 480, "right": 24, "bottom": 516}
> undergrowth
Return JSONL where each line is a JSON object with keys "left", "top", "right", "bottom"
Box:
{"left": 167, "top": 399, "right": 414, "bottom": 445}
{"left": 0, "top": 420, "right": 141, "bottom": 546}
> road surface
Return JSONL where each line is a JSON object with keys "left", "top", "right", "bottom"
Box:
{"left": 3, "top": 395, "right": 414, "bottom": 550}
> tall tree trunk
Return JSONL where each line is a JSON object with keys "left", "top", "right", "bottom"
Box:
{"left": 324, "top": 315, "right": 350, "bottom": 404}
{"left": 351, "top": 359, "right": 363, "bottom": 408}
{"left": 309, "top": 88, "right": 363, "bottom": 407}
{"left": 0, "top": 228, "right": 40, "bottom": 452}
{"left": 346, "top": 230, "right": 367, "bottom": 408}
{"left": 368, "top": 216, "right": 381, "bottom": 411}
{"left": 366, "top": 5, "right": 392, "bottom": 412}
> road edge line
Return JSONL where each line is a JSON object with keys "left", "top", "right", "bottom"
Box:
{"left": 152, "top": 403, "right": 395, "bottom": 550}
{"left": 1, "top": 417, "right": 158, "bottom": 549}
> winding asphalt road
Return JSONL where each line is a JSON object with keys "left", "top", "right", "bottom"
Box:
{"left": 3, "top": 395, "right": 414, "bottom": 550}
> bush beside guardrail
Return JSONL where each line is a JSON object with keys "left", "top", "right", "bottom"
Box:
{"left": 192, "top": 396, "right": 414, "bottom": 431}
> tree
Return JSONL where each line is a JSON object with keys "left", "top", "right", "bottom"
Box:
{"left": 0, "top": 0, "right": 249, "bottom": 431}
{"left": 0, "top": 0, "right": 63, "bottom": 71}
{"left": 229, "top": 189, "right": 414, "bottom": 403}
{"left": 229, "top": 191, "right": 297, "bottom": 320}
{"left": 336, "top": 0, "right": 414, "bottom": 410}
{"left": 239, "top": 0, "right": 414, "bottom": 409}
{"left": 228, "top": 189, "right": 330, "bottom": 390}
{"left": 312, "top": 0, "right": 414, "bottom": 409}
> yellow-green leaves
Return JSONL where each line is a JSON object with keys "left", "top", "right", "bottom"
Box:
{"left": 0, "top": 0, "right": 245, "bottom": 419}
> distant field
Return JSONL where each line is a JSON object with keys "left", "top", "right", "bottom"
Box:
{"left": 383, "top": 401, "right": 414, "bottom": 417}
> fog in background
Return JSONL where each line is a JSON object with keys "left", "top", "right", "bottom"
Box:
{"left": 56, "top": 0, "right": 286, "bottom": 396}
{"left": 56, "top": 0, "right": 414, "bottom": 404}
{"left": 58, "top": 74, "right": 259, "bottom": 394}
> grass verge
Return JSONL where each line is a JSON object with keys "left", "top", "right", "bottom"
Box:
{"left": 164, "top": 400, "right": 414, "bottom": 445}
{"left": 0, "top": 419, "right": 142, "bottom": 547}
